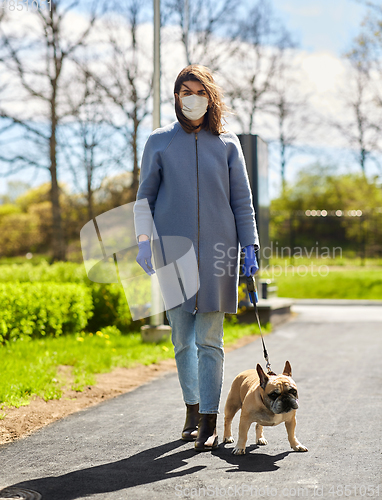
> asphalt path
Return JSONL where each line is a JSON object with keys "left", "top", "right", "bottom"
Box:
{"left": 1, "top": 303, "right": 382, "bottom": 500}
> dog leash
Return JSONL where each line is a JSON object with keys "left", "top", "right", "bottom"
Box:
{"left": 245, "top": 274, "right": 273, "bottom": 375}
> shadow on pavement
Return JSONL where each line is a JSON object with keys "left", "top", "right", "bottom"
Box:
{"left": 215, "top": 444, "right": 292, "bottom": 472}
{"left": 12, "top": 440, "right": 204, "bottom": 500}
{"left": 10, "top": 442, "right": 291, "bottom": 499}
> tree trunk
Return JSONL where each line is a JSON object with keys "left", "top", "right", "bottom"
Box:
{"left": 50, "top": 102, "right": 66, "bottom": 261}
{"left": 131, "top": 113, "right": 140, "bottom": 198}
{"left": 281, "top": 143, "right": 286, "bottom": 192}
{"left": 87, "top": 163, "right": 94, "bottom": 222}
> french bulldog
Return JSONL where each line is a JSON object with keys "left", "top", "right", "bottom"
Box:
{"left": 223, "top": 361, "right": 308, "bottom": 455}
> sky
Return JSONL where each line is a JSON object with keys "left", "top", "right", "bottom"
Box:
{"left": 0, "top": 0, "right": 375, "bottom": 200}
{"left": 259, "top": 0, "right": 377, "bottom": 198}
{"left": 272, "top": 0, "right": 366, "bottom": 55}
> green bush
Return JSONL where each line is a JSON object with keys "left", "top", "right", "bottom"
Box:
{"left": 87, "top": 282, "right": 134, "bottom": 332}
{"left": 0, "top": 204, "right": 22, "bottom": 220}
{"left": 0, "top": 282, "right": 93, "bottom": 343}
{"left": 0, "top": 261, "right": 88, "bottom": 283}
{"left": 270, "top": 167, "right": 382, "bottom": 254}
{"left": 0, "top": 262, "right": 135, "bottom": 334}
{"left": 0, "top": 212, "right": 44, "bottom": 257}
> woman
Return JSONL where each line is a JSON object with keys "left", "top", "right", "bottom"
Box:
{"left": 134, "top": 65, "right": 259, "bottom": 451}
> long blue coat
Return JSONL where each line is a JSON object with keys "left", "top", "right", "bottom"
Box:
{"left": 134, "top": 121, "right": 259, "bottom": 314}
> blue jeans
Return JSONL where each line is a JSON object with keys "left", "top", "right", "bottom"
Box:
{"left": 166, "top": 306, "right": 225, "bottom": 414}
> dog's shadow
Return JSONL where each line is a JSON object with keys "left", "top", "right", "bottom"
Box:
{"left": 214, "top": 442, "right": 292, "bottom": 472}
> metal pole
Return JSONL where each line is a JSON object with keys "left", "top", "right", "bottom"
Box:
{"left": 151, "top": 0, "right": 163, "bottom": 326}
{"left": 153, "top": 0, "right": 161, "bottom": 130}
{"left": 184, "top": 0, "right": 189, "bottom": 64}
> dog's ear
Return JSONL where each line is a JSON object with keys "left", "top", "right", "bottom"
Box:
{"left": 256, "top": 364, "right": 269, "bottom": 389}
{"left": 283, "top": 361, "right": 292, "bottom": 377}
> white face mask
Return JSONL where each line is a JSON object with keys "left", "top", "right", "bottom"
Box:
{"left": 180, "top": 94, "right": 208, "bottom": 121}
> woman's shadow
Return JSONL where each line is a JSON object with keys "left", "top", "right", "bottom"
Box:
{"left": 10, "top": 441, "right": 291, "bottom": 500}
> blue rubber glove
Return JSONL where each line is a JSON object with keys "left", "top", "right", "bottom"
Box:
{"left": 136, "top": 240, "right": 155, "bottom": 275}
{"left": 242, "top": 245, "right": 259, "bottom": 277}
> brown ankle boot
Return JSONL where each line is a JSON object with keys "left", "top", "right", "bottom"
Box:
{"left": 194, "top": 413, "right": 218, "bottom": 451}
{"left": 182, "top": 403, "right": 200, "bottom": 441}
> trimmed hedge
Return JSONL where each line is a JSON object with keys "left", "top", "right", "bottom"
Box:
{"left": 0, "top": 261, "right": 87, "bottom": 284}
{"left": 0, "top": 262, "right": 135, "bottom": 334}
{"left": 0, "top": 282, "right": 93, "bottom": 343}
{"left": 87, "top": 282, "right": 133, "bottom": 333}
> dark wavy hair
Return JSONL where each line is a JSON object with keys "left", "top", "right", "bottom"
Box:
{"left": 174, "top": 65, "right": 226, "bottom": 135}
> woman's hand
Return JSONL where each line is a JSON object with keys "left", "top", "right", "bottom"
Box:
{"left": 136, "top": 240, "right": 155, "bottom": 275}
{"left": 242, "top": 245, "right": 259, "bottom": 277}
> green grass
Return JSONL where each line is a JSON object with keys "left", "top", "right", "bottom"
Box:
{"left": 261, "top": 264, "right": 382, "bottom": 299}
{"left": 223, "top": 317, "right": 270, "bottom": 343}
{"left": 0, "top": 321, "right": 270, "bottom": 409}
{"left": 268, "top": 256, "right": 382, "bottom": 268}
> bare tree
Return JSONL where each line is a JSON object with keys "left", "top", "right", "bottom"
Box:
{"left": 268, "top": 45, "right": 314, "bottom": 190}
{"left": 0, "top": 1, "right": 101, "bottom": 260}
{"left": 59, "top": 72, "right": 120, "bottom": 221}
{"left": 333, "top": 40, "right": 381, "bottom": 174}
{"left": 0, "top": 41, "right": 18, "bottom": 173}
{"left": 0, "top": 180, "right": 31, "bottom": 205}
{"left": 328, "top": 1, "right": 382, "bottom": 173}
{"left": 77, "top": 0, "right": 152, "bottom": 200}
{"left": 162, "top": 0, "right": 242, "bottom": 71}
{"left": 354, "top": 2, "right": 382, "bottom": 136}
{"left": 224, "top": 0, "right": 293, "bottom": 134}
